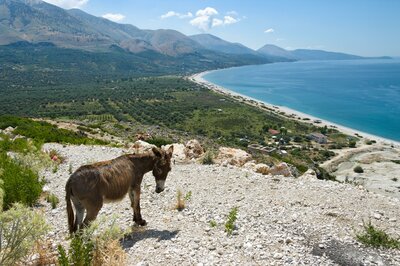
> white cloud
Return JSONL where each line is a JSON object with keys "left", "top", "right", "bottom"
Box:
{"left": 264, "top": 28, "right": 275, "bottom": 33}
{"left": 102, "top": 13, "right": 125, "bottom": 22}
{"left": 161, "top": 11, "right": 193, "bottom": 19}
{"left": 190, "top": 7, "right": 239, "bottom": 31}
{"left": 223, "top": 16, "right": 238, "bottom": 25}
{"left": 43, "top": 0, "right": 88, "bottom": 9}
{"left": 212, "top": 18, "right": 223, "bottom": 27}
{"left": 195, "top": 7, "right": 218, "bottom": 17}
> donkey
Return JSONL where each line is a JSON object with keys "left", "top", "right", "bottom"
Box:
{"left": 65, "top": 146, "right": 173, "bottom": 233}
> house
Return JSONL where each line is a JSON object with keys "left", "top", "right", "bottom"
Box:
{"left": 268, "top": 129, "right": 280, "bottom": 135}
{"left": 308, "top": 132, "right": 328, "bottom": 144}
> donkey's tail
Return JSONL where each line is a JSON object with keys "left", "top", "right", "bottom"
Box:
{"left": 65, "top": 180, "right": 75, "bottom": 234}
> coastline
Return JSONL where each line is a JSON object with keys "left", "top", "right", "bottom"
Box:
{"left": 190, "top": 70, "right": 400, "bottom": 147}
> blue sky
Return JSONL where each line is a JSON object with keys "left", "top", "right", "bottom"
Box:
{"left": 44, "top": 0, "right": 400, "bottom": 56}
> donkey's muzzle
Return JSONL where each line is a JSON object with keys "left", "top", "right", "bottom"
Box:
{"left": 155, "top": 187, "right": 164, "bottom": 193}
{"left": 155, "top": 179, "right": 165, "bottom": 193}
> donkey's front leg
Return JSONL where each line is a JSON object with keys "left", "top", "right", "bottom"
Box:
{"left": 129, "top": 186, "right": 147, "bottom": 226}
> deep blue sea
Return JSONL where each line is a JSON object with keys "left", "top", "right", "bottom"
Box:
{"left": 203, "top": 59, "right": 400, "bottom": 142}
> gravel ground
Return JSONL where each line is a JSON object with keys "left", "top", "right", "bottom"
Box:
{"left": 40, "top": 143, "right": 400, "bottom": 266}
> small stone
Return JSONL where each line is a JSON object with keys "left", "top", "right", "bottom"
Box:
{"left": 136, "top": 261, "right": 149, "bottom": 266}
{"left": 208, "top": 245, "right": 216, "bottom": 251}
{"left": 318, "top": 244, "right": 325, "bottom": 249}
{"left": 373, "top": 213, "right": 382, "bottom": 220}
{"left": 273, "top": 253, "right": 283, "bottom": 259}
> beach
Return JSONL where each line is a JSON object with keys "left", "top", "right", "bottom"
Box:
{"left": 190, "top": 70, "right": 400, "bottom": 199}
{"left": 190, "top": 71, "right": 400, "bottom": 147}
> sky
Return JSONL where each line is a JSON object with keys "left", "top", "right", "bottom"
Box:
{"left": 42, "top": 0, "right": 400, "bottom": 57}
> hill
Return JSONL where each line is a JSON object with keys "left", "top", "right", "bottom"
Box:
{"left": 190, "top": 34, "right": 258, "bottom": 55}
{"left": 257, "top": 44, "right": 390, "bottom": 61}
{"left": 0, "top": 0, "right": 272, "bottom": 74}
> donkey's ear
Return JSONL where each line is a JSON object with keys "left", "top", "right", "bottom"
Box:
{"left": 152, "top": 147, "right": 162, "bottom": 157}
{"left": 167, "top": 145, "right": 174, "bottom": 156}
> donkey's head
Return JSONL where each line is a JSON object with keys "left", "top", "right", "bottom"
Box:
{"left": 152, "top": 146, "right": 173, "bottom": 193}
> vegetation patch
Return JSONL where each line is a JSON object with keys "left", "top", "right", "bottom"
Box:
{"left": 0, "top": 203, "right": 49, "bottom": 265}
{"left": 356, "top": 222, "right": 400, "bottom": 249}
{"left": 225, "top": 207, "right": 238, "bottom": 235}
{"left": 0, "top": 152, "right": 43, "bottom": 210}
{"left": 146, "top": 137, "right": 173, "bottom": 148}
{"left": 0, "top": 116, "right": 107, "bottom": 146}
{"left": 46, "top": 193, "right": 60, "bottom": 209}
{"left": 201, "top": 150, "right": 215, "bottom": 165}
{"left": 58, "top": 216, "right": 126, "bottom": 266}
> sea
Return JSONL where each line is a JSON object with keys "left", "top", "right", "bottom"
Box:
{"left": 203, "top": 59, "right": 400, "bottom": 142}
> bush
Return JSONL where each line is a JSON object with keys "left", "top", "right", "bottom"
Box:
{"left": 58, "top": 235, "right": 94, "bottom": 266}
{"left": 225, "top": 207, "right": 238, "bottom": 235}
{"left": 0, "top": 152, "right": 43, "bottom": 210}
{"left": 0, "top": 203, "right": 49, "bottom": 265}
{"left": 146, "top": 137, "right": 173, "bottom": 148}
{"left": 0, "top": 115, "right": 107, "bottom": 146}
{"left": 0, "top": 179, "right": 3, "bottom": 210}
{"left": 348, "top": 140, "right": 357, "bottom": 148}
{"left": 201, "top": 150, "right": 214, "bottom": 165}
{"left": 354, "top": 166, "right": 364, "bottom": 173}
{"left": 356, "top": 222, "right": 400, "bottom": 249}
{"left": 58, "top": 216, "right": 126, "bottom": 266}
{"left": 46, "top": 193, "right": 60, "bottom": 209}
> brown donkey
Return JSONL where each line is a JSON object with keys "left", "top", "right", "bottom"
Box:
{"left": 65, "top": 146, "right": 173, "bottom": 233}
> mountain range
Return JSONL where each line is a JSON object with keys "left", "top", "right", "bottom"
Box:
{"left": 0, "top": 0, "right": 390, "bottom": 77}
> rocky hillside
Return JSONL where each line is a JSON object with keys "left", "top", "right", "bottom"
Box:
{"left": 39, "top": 142, "right": 400, "bottom": 265}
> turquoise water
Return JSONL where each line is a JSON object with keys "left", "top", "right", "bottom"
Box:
{"left": 203, "top": 59, "right": 400, "bottom": 142}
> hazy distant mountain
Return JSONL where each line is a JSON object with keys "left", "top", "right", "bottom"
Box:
{"left": 258, "top": 44, "right": 367, "bottom": 61}
{"left": 290, "top": 49, "right": 363, "bottom": 60}
{"left": 0, "top": 0, "right": 277, "bottom": 73}
{"left": 190, "top": 34, "right": 258, "bottom": 55}
{"left": 0, "top": 0, "right": 204, "bottom": 56}
{"left": 257, "top": 44, "right": 295, "bottom": 60}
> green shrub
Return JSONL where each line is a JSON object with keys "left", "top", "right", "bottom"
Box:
{"left": 146, "top": 137, "right": 173, "bottom": 147}
{"left": 0, "top": 152, "right": 43, "bottom": 210}
{"left": 58, "top": 215, "right": 126, "bottom": 266}
{"left": 0, "top": 136, "right": 32, "bottom": 154}
{"left": 46, "top": 193, "right": 60, "bottom": 209}
{"left": 225, "top": 207, "right": 238, "bottom": 235}
{"left": 356, "top": 222, "right": 400, "bottom": 249}
{"left": 0, "top": 179, "right": 3, "bottom": 210}
{"left": 354, "top": 166, "right": 364, "bottom": 173}
{"left": 0, "top": 115, "right": 107, "bottom": 146}
{"left": 348, "top": 140, "right": 357, "bottom": 148}
{"left": 201, "top": 150, "right": 214, "bottom": 165}
{"left": 58, "top": 235, "right": 94, "bottom": 266}
{"left": 184, "top": 191, "right": 192, "bottom": 201}
{"left": 0, "top": 203, "right": 49, "bottom": 266}
{"left": 209, "top": 220, "right": 217, "bottom": 228}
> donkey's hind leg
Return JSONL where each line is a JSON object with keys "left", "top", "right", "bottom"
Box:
{"left": 71, "top": 197, "right": 85, "bottom": 232}
{"left": 82, "top": 198, "right": 103, "bottom": 227}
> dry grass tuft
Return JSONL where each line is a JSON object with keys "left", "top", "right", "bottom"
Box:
{"left": 92, "top": 240, "right": 126, "bottom": 266}
{"left": 24, "top": 240, "right": 57, "bottom": 266}
{"left": 176, "top": 189, "right": 185, "bottom": 211}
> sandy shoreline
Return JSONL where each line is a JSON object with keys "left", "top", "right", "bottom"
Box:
{"left": 190, "top": 70, "right": 400, "bottom": 147}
